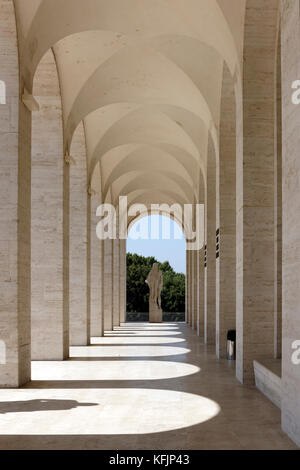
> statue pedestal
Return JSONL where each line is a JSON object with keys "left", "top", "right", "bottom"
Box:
{"left": 149, "top": 302, "right": 163, "bottom": 323}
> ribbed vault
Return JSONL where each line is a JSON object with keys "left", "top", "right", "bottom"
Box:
{"left": 13, "top": 0, "right": 246, "bottom": 209}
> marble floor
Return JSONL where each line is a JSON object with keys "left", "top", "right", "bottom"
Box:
{"left": 0, "top": 323, "right": 297, "bottom": 450}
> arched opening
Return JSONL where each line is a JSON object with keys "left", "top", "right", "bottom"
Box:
{"left": 126, "top": 214, "right": 186, "bottom": 323}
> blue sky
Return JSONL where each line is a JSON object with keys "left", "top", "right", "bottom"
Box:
{"left": 127, "top": 215, "right": 186, "bottom": 274}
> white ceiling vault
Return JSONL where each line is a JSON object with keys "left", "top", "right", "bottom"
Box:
{"left": 13, "top": 0, "right": 246, "bottom": 209}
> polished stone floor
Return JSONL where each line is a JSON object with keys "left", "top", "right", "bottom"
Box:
{"left": 0, "top": 323, "right": 297, "bottom": 449}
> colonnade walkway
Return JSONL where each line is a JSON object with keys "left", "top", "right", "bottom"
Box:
{"left": 0, "top": 323, "right": 296, "bottom": 450}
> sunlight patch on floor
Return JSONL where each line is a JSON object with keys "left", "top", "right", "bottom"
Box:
{"left": 91, "top": 336, "right": 186, "bottom": 345}
{"left": 0, "top": 388, "right": 220, "bottom": 435}
{"left": 70, "top": 345, "right": 190, "bottom": 358}
{"left": 31, "top": 360, "right": 199, "bottom": 381}
{"left": 105, "top": 331, "right": 182, "bottom": 337}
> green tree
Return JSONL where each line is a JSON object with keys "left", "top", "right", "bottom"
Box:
{"left": 126, "top": 253, "right": 185, "bottom": 313}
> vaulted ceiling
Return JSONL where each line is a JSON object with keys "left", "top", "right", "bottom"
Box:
{"left": 13, "top": 0, "right": 246, "bottom": 208}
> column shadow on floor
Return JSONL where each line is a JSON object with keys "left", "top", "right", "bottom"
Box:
{"left": 0, "top": 399, "right": 97, "bottom": 414}
{"left": 0, "top": 323, "right": 296, "bottom": 450}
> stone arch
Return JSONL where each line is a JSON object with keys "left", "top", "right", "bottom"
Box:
{"left": 110, "top": 171, "right": 193, "bottom": 206}
{"left": 127, "top": 209, "right": 187, "bottom": 241}
{"left": 64, "top": 44, "right": 216, "bottom": 151}
{"left": 19, "top": 0, "right": 240, "bottom": 88}
{"left": 85, "top": 106, "right": 206, "bottom": 185}
{"left": 101, "top": 146, "right": 197, "bottom": 198}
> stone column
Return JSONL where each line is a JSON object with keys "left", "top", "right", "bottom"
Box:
{"left": 69, "top": 123, "right": 89, "bottom": 346}
{"left": 197, "top": 248, "right": 205, "bottom": 338}
{"left": 274, "top": 37, "right": 282, "bottom": 360}
{"left": 216, "top": 64, "right": 236, "bottom": 358}
{"left": 31, "top": 50, "right": 69, "bottom": 361}
{"left": 0, "top": 0, "right": 31, "bottom": 386}
{"left": 119, "top": 239, "right": 127, "bottom": 323}
{"left": 190, "top": 250, "right": 193, "bottom": 326}
{"left": 89, "top": 201, "right": 103, "bottom": 338}
{"left": 185, "top": 250, "right": 189, "bottom": 323}
{"left": 192, "top": 250, "right": 198, "bottom": 330}
{"left": 103, "top": 238, "right": 113, "bottom": 331}
{"left": 191, "top": 251, "right": 195, "bottom": 328}
{"left": 205, "top": 137, "right": 216, "bottom": 345}
{"left": 113, "top": 238, "right": 120, "bottom": 327}
{"left": 236, "top": 0, "right": 278, "bottom": 384}
{"left": 186, "top": 250, "right": 192, "bottom": 325}
{"left": 281, "top": 0, "right": 300, "bottom": 447}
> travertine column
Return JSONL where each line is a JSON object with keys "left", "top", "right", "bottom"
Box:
{"left": 191, "top": 251, "right": 195, "bottom": 328}
{"left": 236, "top": 0, "right": 278, "bottom": 384}
{"left": 192, "top": 250, "right": 198, "bottom": 330}
{"left": 205, "top": 137, "right": 216, "bottom": 345}
{"left": 113, "top": 238, "right": 120, "bottom": 327}
{"left": 89, "top": 200, "right": 103, "bottom": 338}
{"left": 0, "top": 0, "right": 31, "bottom": 386}
{"left": 274, "top": 38, "right": 282, "bottom": 360}
{"left": 216, "top": 64, "right": 236, "bottom": 358}
{"left": 185, "top": 250, "right": 189, "bottom": 323}
{"left": 69, "top": 123, "right": 89, "bottom": 346}
{"left": 103, "top": 238, "right": 113, "bottom": 331}
{"left": 31, "top": 50, "right": 69, "bottom": 361}
{"left": 197, "top": 248, "right": 205, "bottom": 338}
{"left": 281, "top": 0, "right": 300, "bottom": 447}
{"left": 185, "top": 250, "right": 188, "bottom": 323}
{"left": 186, "top": 250, "right": 192, "bottom": 325}
{"left": 119, "top": 239, "right": 127, "bottom": 323}
{"left": 190, "top": 250, "right": 193, "bottom": 326}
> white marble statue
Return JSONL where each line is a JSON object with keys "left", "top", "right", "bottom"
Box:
{"left": 146, "top": 263, "right": 163, "bottom": 323}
